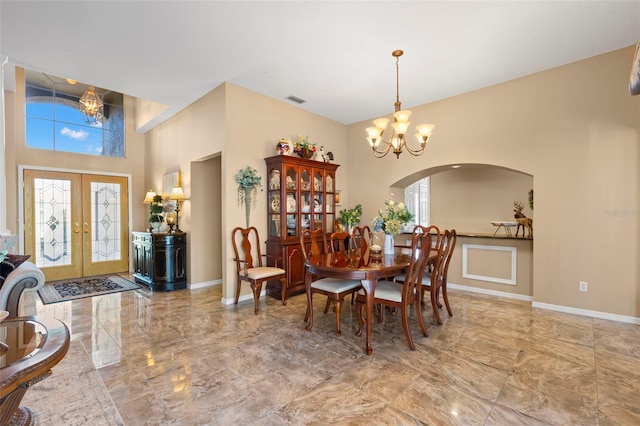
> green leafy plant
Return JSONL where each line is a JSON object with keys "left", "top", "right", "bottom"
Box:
{"left": 371, "top": 198, "right": 414, "bottom": 235}
{"left": 149, "top": 194, "right": 164, "bottom": 223}
{"left": 235, "top": 166, "right": 263, "bottom": 206}
{"left": 339, "top": 204, "right": 363, "bottom": 228}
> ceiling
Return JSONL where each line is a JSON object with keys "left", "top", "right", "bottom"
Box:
{"left": 2, "top": 1, "right": 639, "bottom": 132}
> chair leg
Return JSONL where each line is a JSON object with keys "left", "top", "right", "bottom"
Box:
{"left": 442, "top": 283, "right": 453, "bottom": 317}
{"left": 378, "top": 303, "right": 385, "bottom": 323}
{"left": 430, "top": 287, "right": 442, "bottom": 325}
{"left": 251, "top": 283, "right": 262, "bottom": 315}
{"left": 234, "top": 278, "right": 242, "bottom": 305}
{"left": 400, "top": 305, "right": 415, "bottom": 350}
{"left": 305, "top": 292, "right": 314, "bottom": 331}
{"left": 415, "top": 298, "right": 429, "bottom": 338}
{"left": 355, "top": 297, "right": 364, "bottom": 337}
{"left": 334, "top": 297, "right": 343, "bottom": 336}
{"left": 323, "top": 298, "right": 331, "bottom": 314}
{"left": 280, "top": 278, "right": 288, "bottom": 306}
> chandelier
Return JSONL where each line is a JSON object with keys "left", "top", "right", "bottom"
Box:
{"left": 79, "top": 86, "right": 104, "bottom": 124}
{"left": 366, "top": 50, "right": 435, "bottom": 159}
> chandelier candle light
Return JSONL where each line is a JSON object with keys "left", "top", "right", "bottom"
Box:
{"left": 79, "top": 85, "right": 104, "bottom": 124}
{"left": 366, "top": 50, "right": 435, "bottom": 159}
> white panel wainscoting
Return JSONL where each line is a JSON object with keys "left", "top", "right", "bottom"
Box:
{"left": 462, "top": 243, "right": 517, "bottom": 285}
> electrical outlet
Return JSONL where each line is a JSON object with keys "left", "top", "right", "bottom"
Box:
{"left": 579, "top": 281, "right": 588, "bottom": 292}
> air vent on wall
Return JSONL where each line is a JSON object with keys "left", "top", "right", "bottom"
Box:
{"left": 285, "top": 95, "right": 306, "bottom": 104}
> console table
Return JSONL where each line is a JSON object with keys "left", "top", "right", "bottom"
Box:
{"left": 0, "top": 317, "right": 70, "bottom": 426}
{"left": 132, "top": 232, "right": 187, "bottom": 291}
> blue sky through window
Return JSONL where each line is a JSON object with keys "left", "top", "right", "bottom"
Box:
{"left": 26, "top": 102, "right": 104, "bottom": 155}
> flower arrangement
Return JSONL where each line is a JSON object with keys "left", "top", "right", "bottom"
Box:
{"left": 235, "top": 166, "right": 263, "bottom": 227}
{"left": 339, "top": 204, "right": 363, "bottom": 228}
{"left": 371, "top": 198, "right": 414, "bottom": 235}
{"left": 293, "top": 135, "right": 317, "bottom": 158}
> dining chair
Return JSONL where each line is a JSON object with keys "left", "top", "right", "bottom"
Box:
{"left": 329, "top": 231, "right": 352, "bottom": 254}
{"left": 355, "top": 228, "right": 433, "bottom": 350}
{"left": 351, "top": 225, "right": 373, "bottom": 252}
{"left": 346, "top": 225, "right": 373, "bottom": 306}
{"left": 300, "top": 228, "right": 361, "bottom": 336}
{"left": 421, "top": 229, "right": 457, "bottom": 324}
{"left": 231, "top": 226, "right": 287, "bottom": 314}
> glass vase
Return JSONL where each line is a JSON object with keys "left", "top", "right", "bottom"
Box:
{"left": 370, "top": 231, "right": 383, "bottom": 259}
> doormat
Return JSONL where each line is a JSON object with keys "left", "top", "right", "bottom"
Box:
{"left": 38, "top": 275, "right": 141, "bottom": 305}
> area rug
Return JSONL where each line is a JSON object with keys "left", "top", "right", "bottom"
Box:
{"left": 38, "top": 275, "right": 141, "bottom": 305}
{"left": 20, "top": 340, "right": 125, "bottom": 426}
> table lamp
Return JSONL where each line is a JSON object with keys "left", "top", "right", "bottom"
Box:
{"left": 169, "top": 186, "right": 187, "bottom": 232}
{"left": 143, "top": 190, "right": 157, "bottom": 232}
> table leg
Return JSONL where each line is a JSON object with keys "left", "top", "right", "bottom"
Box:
{"left": 360, "top": 275, "right": 375, "bottom": 355}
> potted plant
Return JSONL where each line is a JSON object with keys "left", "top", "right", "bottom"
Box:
{"left": 149, "top": 194, "right": 164, "bottom": 232}
{"left": 339, "top": 204, "right": 363, "bottom": 232}
{"left": 235, "top": 166, "right": 263, "bottom": 227}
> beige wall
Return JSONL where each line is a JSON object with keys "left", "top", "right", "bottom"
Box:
{"left": 145, "top": 83, "right": 349, "bottom": 301}
{"left": 346, "top": 46, "right": 640, "bottom": 318}
{"left": 144, "top": 83, "right": 227, "bottom": 288}
{"left": 430, "top": 166, "right": 533, "bottom": 234}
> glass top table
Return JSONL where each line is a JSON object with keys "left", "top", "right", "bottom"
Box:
{"left": 0, "top": 316, "right": 70, "bottom": 426}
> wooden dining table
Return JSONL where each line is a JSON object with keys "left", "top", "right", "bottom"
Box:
{"left": 304, "top": 249, "right": 412, "bottom": 355}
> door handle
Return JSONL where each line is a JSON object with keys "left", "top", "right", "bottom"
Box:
{"left": 84, "top": 223, "right": 89, "bottom": 233}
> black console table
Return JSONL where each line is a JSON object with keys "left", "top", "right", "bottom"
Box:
{"left": 132, "top": 232, "right": 187, "bottom": 291}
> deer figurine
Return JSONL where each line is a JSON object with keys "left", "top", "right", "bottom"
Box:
{"left": 513, "top": 201, "right": 533, "bottom": 238}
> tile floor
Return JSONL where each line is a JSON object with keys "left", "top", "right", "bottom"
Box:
{"left": 20, "top": 278, "right": 640, "bottom": 425}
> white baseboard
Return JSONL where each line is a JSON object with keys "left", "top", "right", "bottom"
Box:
{"left": 531, "top": 301, "right": 640, "bottom": 325}
{"left": 221, "top": 288, "right": 267, "bottom": 306}
{"left": 188, "top": 279, "right": 222, "bottom": 290}
{"left": 447, "top": 283, "right": 533, "bottom": 301}
{"left": 448, "top": 282, "right": 640, "bottom": 324}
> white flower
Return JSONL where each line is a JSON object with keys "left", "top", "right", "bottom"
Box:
{"left": 397, "top": 202, "right": 405, "bottom": 209}
{"left": 388, "top": 200, "right": 395, "bottom": 206}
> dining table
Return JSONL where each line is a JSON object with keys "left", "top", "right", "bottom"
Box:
{"left": 304, "top": 249, "right": 412, "bottom": 355}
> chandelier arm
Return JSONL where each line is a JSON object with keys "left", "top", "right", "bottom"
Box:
{"left": 402, "top": 140, "right": 428, "bottom": 156}
{"left": 370, "top": 138, "right": 393, "bottom": 158}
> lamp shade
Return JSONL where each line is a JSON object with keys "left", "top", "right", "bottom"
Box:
{"left": 143, "top": 190, "right": 157, "bottom": 204}
{"left": 169, "top": 186, "right": 187, "bottom": 201}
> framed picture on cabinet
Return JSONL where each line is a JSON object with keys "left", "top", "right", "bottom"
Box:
{"left": 334, "top": 190, "right": 341, "bottom": 206}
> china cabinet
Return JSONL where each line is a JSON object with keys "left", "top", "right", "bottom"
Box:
{"left": 132, "top": 232, "right": 187, "bottom": 291}
{"left": 264, "top": 155, "right": 339, "bottom": 302}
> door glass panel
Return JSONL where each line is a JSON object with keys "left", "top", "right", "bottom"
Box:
{"left": 90, "top": 181, "right": 122, "bottom": 262}
{"left": 34, "top": 178, "right": 71, "bottom": 267}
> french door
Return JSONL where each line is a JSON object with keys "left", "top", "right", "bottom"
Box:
{"left": 23, "top": 170, "right": 129, "bottom": 281}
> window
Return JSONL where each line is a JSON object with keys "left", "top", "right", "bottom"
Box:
{"left": 25, "top": 70, "right": 124, "bottom": 157}
{"left": 404, "top": 177, "right": 430, "bottom": 227}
